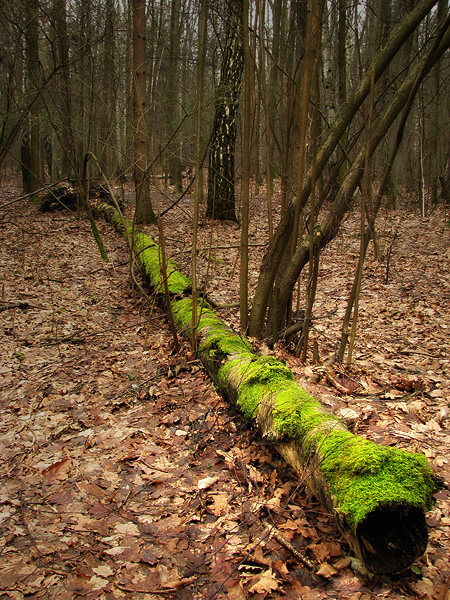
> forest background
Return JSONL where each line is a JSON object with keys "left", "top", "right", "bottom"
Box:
{"left": 1, "top": 0, "right": 450, "bottom": 348}
{"left": 1, "top": 0, "right": 450, "bottom": 598}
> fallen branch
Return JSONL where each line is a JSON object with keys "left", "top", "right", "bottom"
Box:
{"left": 101, "top": 204, "right": 436, "bottom": 575}
{"left": 265, "top": 525, "right": 318, "bottom": 577}
{"left": 0, "top": 301, "right": 30, "bottom": 312}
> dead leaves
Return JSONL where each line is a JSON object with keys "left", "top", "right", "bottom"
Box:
{"left": 2, "top": 190, "right": 450, "bottom": 599}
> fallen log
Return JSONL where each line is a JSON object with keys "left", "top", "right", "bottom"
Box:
{"left": 101, "top": 204, "right": 436, "bottom": 575}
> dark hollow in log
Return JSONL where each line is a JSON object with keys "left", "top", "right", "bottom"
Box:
{"left": 355, "top": 505, "right": 428, "bottom": 574}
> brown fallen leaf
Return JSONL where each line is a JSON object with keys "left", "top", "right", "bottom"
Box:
{"left": 274, "top": 559, "right": 290, "bottom": 578}
{"left": 161, "top": 575, "right": 196, "bottom": 590}
{"left": 41, "top": 457, "right": 71, "bottom": 482}
{"left": 333, "top": 556, "right": 352, "bottom": 571}
{"left": 228, "top": 579, "right": 247, "bottom": 600}
{"left": 316, "top": 562, "right": 338, "bottom": 578}
{"left": 308, "top": 542, "right": 330, "bottom": 563}
{"left": 209, "top": 492, "right": 229, "bottom": 516}
{"left": 248, "top": 569, "right": 279, "bottom": 594}
{"left": 198, "top": 476, "right": 219, "bottom": 490}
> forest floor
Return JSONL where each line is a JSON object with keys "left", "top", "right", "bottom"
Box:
{"left": 1, "top": 179, "right": 449, "bottom": 600}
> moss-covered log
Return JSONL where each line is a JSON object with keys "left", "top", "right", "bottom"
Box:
{"left": 102, "top": 205, "right": 436, "bottom": 575}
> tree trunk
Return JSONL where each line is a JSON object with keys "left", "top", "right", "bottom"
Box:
{"left": 166, "top": 0, "right": 183, "bottom": 193}
{"left": 26, "top": 0, "right": 43, "bottom": 196}
{"left": 101, "top": 203, "right": 436, "bottom": 577}
{"left": 132, "top": 0, "right": 157, "bottom": 224}
{"left": 53, "top": 0, "right": 75, "bottom": 179}
{"left": 248, "top": 0, "right": 441, "bottom": 338}
{"left": 206, "top": 0, "right": 244, "bottom": 222}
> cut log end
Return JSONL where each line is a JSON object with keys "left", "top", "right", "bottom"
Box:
{"left": 356, "top": 504, "right": 428, "bottom": 574}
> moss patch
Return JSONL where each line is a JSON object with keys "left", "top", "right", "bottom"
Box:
{"left": 320, "top": 436, "right": 436, "bottom": 527}
{"left": 132, "top": 231, "right": 190, "bottom": 294}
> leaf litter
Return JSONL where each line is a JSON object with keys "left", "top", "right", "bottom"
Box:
{"left": 0, "top": 180, "right": 449, "bottom": 599}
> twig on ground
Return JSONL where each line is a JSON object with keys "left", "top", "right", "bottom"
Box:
{"left": 0, "top": 301, "right": 30, "bottom": 312}
{"left": 264, "top": 525, "right": 319, "bottom": 581}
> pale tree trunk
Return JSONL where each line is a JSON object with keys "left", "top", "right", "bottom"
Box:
{"left": 206, "top": 0, "right": 244, "bottom": 222}
{"left": 132, "top": 0, "right": 157, "bottom": 224}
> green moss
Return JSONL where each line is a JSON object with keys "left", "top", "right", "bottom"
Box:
{"left": 226, "top": 357, "right": 295, "bottom": 419}
{"left": 171, "top": 298, "right": 220, "bottom": 336}
{"left": 271, "top": 389, "right": 435, "bottom": 527}
{"left": 130, "top": 232, "right": 190, "bottom": 294}
{"left": 319, "top": 436, "right": 436, "bottom": 527}
{"left": 172, "top": 299, "right": 253, "bottom": 367}
{"left": 172, "top": 298, "right": 195, "bottom": 328}
{"left": 272, "top": 388, "right": 343, "bottom": 442}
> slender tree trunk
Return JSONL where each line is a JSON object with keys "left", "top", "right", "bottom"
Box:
{"left": 240, "top": 0, "right": 252, "bottom": 332}
{"left": 167, "top": 0, "right": 183, "bottom": 193}
{"left": 53, "top": 0, "right": 75, "bottom": 178}
{"left": 258, "top": 0, "right": 273, "bottom": 239}
{"left": 430, "top": 0, "right": 447, "bottom": 205}
{"left": 26, "top": 0, "right": 43, "bottom": 195}
{"left": 191, "top": 0, "right": 208, "bottom": 349}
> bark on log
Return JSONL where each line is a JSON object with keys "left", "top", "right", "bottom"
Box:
{"left": 101, "top": 205, "right": 436, "bottom": 575}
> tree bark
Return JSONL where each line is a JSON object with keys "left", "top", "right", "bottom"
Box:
{"left": 26, "top": 0, "right": 43, "bottom": 196}
{"left": 166, "top": 0, "right": 183, "bottom": 193}
{"left": 206, "top": 0, "right": 244, "bottom": 222}
{"left": 101, "top": 203, "right": 436, "bottom": 576}
{"left": 132, "top": 0, "right": 157, "bottom": 224}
